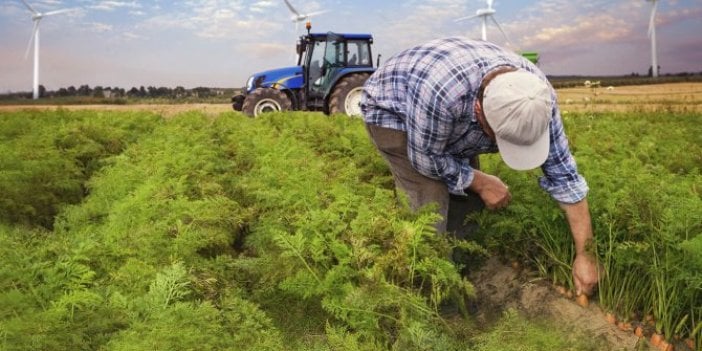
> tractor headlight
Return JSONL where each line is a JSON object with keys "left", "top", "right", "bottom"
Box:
{"left": 245, "top": 76, "right": 254, "bottom": 91}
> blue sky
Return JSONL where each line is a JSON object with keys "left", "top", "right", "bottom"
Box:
{"left": 1, "top": 0, "right": 701, "bottom": 92}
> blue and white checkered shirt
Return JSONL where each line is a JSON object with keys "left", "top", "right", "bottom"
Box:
{"left": 361, "top": 37, "right": 588, "bottom": 204}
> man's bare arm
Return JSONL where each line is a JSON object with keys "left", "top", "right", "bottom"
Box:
{"left": 560, "top": 198, "right": 599, "bottom": 296}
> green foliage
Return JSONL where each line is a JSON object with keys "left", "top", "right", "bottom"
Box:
{"left": 0, "top": 110, "right": 479, "bottom": 350}
{"left": 473, "top": 111, "right": 702, "bottom": 341}
{"left": 2, "top": 108, "right": 699, "bottom": 349}
{"left": 0, "top": 109, "right": 161, "bottom": 228}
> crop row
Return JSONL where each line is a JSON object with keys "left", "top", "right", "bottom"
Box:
{"left": 0, "top": 110, "right": 478, "bottom": 350}
{"left": 0, "top": 109, "right": 699, "bottom": 350}
{"left": 472, "top": 111, "right": 701, "bottom": 349}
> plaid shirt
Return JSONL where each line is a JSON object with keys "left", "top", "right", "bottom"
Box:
{"left": 361, "top": 37, "right": 588, "bottom": 204}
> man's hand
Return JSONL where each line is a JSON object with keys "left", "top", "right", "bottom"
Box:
{"left": 561, "top": 199, "right": 599, "bottom": 296}
{"left": 573, "top": 253, "right": 599, "bottom": 296}
{"left": 469, "top": 170, "right": 511, "bottom": 210}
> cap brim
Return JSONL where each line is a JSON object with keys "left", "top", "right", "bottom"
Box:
{"left": 495, "top": 125, "right": 550, "bottom": 171}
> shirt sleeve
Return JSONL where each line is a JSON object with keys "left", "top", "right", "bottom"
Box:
{"left": 539, "top": 104, "right": 589, "bottom": 203}
{"left": 403, "top": 64, "right": 475, "bottom": 196}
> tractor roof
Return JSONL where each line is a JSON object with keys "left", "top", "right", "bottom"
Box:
{"left": 308, "top": 33, "right": 373, "bottom": 41}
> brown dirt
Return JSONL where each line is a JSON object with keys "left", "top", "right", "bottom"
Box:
{"left": 469, "top": 257, "right": 656, "bottom": 351}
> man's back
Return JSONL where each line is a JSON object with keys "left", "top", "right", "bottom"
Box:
{"left": 362, "top": 37, "right": 543, "bottom": 130}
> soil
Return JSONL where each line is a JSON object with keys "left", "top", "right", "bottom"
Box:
{"left": 469, "top": 257, "right": 654, "bottom": 351}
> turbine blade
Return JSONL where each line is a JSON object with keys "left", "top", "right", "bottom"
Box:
{"left": 490, "top": 16, "right": 515, "bottom": 47}
{"left": 283, "top": 0, "right": 300, "bottom": 16}
{"left": 20, "top": 0, "right": 38, "bottom": 14}
{"left": 455, "top": 14, "right": 479, "bottom": 22}
{"left": 487, "top": 0, "right": 494, "bottom": 9}
{"left": 648, "top": 1, "right": 657, "bottom": 38}
{"left": 306, "top": 10, "right": 328, "bottom": 17}
{"left": 42, "top": 8, "right": 76, "bottom": 17}
{"left": 24, "top": 19, "right": 39, "bottom": 60}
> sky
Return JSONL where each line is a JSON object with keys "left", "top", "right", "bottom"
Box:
{"left": 1, "top": 0, "right": 701, "bottom": 92}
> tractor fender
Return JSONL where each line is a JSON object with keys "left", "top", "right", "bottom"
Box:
{"left": 324, "top": 68, "right": 375, "bottom": 100}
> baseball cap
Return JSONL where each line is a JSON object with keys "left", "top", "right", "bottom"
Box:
{"left": 482, "top": 70, "right": 552, "bottom": 170}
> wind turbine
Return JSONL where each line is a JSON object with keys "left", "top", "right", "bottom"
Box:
{"left": 646, "top": 0, "right": 659, "bottom": 77}
{"left": 282, "top": 0, "right": 328, "bottom": 33}
{"left": 20, "top": 0, "right": 75, "bottom": 100}
{"left": 455, "top": 0, "right": 512, "bottom": 45}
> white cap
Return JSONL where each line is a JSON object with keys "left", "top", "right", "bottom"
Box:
{"left": 482, "top": 70, "right": 552, "bottom": 170}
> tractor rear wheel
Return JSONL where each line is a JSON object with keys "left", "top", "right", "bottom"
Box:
{"left": 242, "top": 88, "right": 292, "bottom": 117}
{"left": 329, "top": 73, "right": 369, "bottom": 117}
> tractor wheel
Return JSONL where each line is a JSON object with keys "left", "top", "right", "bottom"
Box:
{"left": 329, "top": 73, "right": 369, "bottom": 117}
{"left": 242, "top": 88, "right": 292, "bottom": 117}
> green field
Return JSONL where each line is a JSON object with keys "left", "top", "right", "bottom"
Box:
{"left": 0, "top": 109, "right": 699, "bottom": 350}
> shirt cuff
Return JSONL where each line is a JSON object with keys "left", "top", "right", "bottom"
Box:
{"left": 539, "top": 174, "right": 589, "bottom": 204}
{"left": 448, "top": 163, "right": 475, "bottom": 196}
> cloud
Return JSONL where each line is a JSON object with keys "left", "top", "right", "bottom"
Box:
{"left": 140, "top": 0, "right": 282, "bottom": 40}
{"left": 250, "top": 0, "right": 276, "bottom": 14}
{"left": 87, "top": 21, "right": 112, "bottom": 32}
{"left": 88, "top": 1, "right": 142, "bottom": 12}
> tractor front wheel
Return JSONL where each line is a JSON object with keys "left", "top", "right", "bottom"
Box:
{"left": 329, "top": 73, "right": 369, "bottom": 117}
{"left": 242, "top": 88, "right": 292, "bottom": 117}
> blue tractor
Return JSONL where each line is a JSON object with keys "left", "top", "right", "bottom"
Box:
{"left": 232, "top": 24, "right": 376, "bottom": 117}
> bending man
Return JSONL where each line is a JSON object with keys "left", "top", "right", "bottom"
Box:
{"left": 361, "top": 38, "right": 598, "bottom": 296}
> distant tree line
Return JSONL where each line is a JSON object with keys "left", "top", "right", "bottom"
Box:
{"left": 548, "top": 71, "right": 702, "bottom": 89}
{"left": 0, "top": 85, "right": 240, "bottom": 101}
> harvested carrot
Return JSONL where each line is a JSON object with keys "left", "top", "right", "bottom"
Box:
{"left": 685, "top": 338, "right": 695, "bottom": 349}
{"left": 658, "top": 340, "right": 673, "bottom": 351}
{"left": 650, "top": 333, "right": 664, "bottom": 347}
{"left": 605, "top": 312, "right": 617, "bottom": 325}
{"left": 617, "top": 321, "right": 632, "bottom": 332}
{"left": 575, "top": 294, "right": 588, "bottom": 307}
{"left": 555, "top": 285, "right": 567, "bottom": 296}
{"left": 634, "top": 326, "right": 644, "bottom": 338}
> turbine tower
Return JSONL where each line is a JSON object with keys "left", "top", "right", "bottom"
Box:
{"left": 646, "top": 0, "right": 659, "bottom": 77}
{"left": 282, "top": 0, "right": 328, "bottom": 33}
{"left": 20, "top": 0, "right": 75, "bottom": 99}
{"left": 455, "top": 0, "right": 511, "bottom": 45}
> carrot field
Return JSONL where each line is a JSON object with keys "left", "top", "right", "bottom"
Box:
{"left": 0, "top": 107, "right": 699, "bottom": 350}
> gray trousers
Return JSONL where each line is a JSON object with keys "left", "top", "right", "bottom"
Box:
{"left": 366, "top": 124, "right": 484, "bottom": 238}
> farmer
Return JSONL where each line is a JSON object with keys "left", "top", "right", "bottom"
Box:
{"left": 360, "top": 38, "right": 599, "bottom": 296}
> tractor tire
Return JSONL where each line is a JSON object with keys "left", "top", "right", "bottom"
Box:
{"left": 242, "top": 88, "right": 292, "bottom": 117}
{"left": 329, "top": 73, "right": 369, "bottom": 117}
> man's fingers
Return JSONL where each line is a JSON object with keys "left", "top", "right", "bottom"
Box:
{"left": 574, "top": 278, "right": 582, "bottom": 296}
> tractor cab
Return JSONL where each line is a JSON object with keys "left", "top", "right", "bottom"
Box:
{"left": 297, "top": 31, "right": 374, "bottom": 112}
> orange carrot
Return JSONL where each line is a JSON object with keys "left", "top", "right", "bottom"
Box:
{"left": 651, "top": 333, "right": 664, "bottom": 347}
{"left": 658, "top": 340, "right": 673, "bottom": 351}
{"left": 576, "top": 294, "right": 589, "bottom": 308}
{"left": 618, "top": 321, "right": 632, "bottom": 332}
{"left": 605, "top": 312, "right": 617, "bottom": 325}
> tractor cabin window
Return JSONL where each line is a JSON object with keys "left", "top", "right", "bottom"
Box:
{"left": 347, "top": 40, "right": 371, "bottom": 67}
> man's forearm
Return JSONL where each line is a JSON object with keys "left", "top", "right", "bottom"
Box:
{"left": 560, "top": 198, "right": 593, "bottom": 255}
